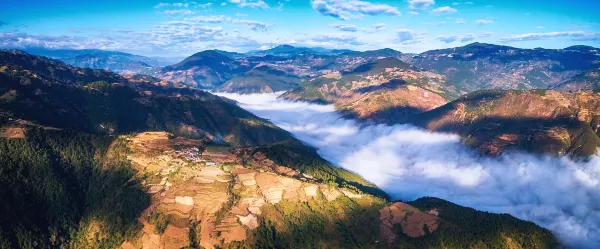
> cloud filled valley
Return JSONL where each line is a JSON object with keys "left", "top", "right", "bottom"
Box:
{"left": 217, "top": 92, "right": 600, "bottom": 249}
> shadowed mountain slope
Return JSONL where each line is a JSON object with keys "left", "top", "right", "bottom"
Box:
{"left": 281, "top": 57, "right": 452, "bottom": 123}
{"left": 416, "top": 89, "right": 600, "bottom": 156}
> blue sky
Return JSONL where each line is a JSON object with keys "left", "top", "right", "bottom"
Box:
{"left": 0, "top": 0, "right": 599, "bottom": 57}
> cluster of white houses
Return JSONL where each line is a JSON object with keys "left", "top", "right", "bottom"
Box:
{"left": 174, "top": 147, "right": 217, "bottom": 166}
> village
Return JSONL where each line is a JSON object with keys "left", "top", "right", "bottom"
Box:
{"left": 173, "top": 144, "right": 237, "bottom": 167}
{"left": 173, "top": 146, "right": 216, "bottom": 166}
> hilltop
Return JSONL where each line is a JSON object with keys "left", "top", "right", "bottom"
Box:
{"left": 416, "top": 89, "right": 600, "bottom": 156}
{"left": 281, "top": 57, "right": 451, "bottom": 123}
{"left": 217, "top": 65, "right": 303, "bottom": 94}
{"left": 0, "top": 49, "right": 293, "bottom": 146}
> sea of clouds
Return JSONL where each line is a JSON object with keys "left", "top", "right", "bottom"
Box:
{"left": 217, "top": 92, "right": 600, "bottom": 248}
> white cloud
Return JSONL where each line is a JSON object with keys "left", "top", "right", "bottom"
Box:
{"left": 154, "top": 2, "right": 188, "bottom": 8}
{"left": 312, "top": 0, "right": 401, "bottom": 20}
{"left": 396, "top": 29, "right": 424, "bottom": 44}
{"left": 407, "top": 0, "right": 435, "bottom": 10}
{"left": 372, "top": 23, "right": 387, "bottom": 31}
{"left": 163, "top": 9, "right": 195, "bottom": 15}
{"left": 537, "top": 26, "right": 545, "bottom": 29}
{"left": 155, "top": 2, "right": 212, "bottom": 9}
{"left": 430, "top": 6, "right": 457, "bottom": 15}
{"left": 186, "top": 15, "right": 232, "bottom": 23}
{"left": 455, "top": 18, "right": 465, "bottom": 24}
{"left": 229, "top": 0, "right": 269, "bottom": 9}
{"left": 437, "top": 32, "right": 491, "bottom": 43}
{"left": 300, "top": 32, "right": 368, "bottom": 48}
{"left": 233, "top": 19, "right": 272, "bottom": 32}
{"left": 500, "top": 31, "right": 600, "bottom": 42}
{"left": 475, "top": 19, "right": 494, "bottom": 24}
{"left": 330, "top": 23, "right": 388, "bottom": 33}
{"left": 330, "top": 23, "right": 361, "bottom": 32}
{"left": 217, "top": 92, "right": 600, "bottom": 249}
{"left": 408, "top": 11, "right": 420, "bottom": 15}
{"left": 424, "top": 21, "right": 446, "bottom": 26}
{"left": 436, "top": 35, "right": 458, "bottom": 43}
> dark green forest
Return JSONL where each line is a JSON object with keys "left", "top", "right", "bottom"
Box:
{"left": 0, "top": 129, "right": 149, "bottom": 249}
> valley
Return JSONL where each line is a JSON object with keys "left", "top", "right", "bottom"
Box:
{"left": 1, "top": 43, "right": 600, "bottom": 248}
{"left": 218, "top": 91, "right": 600, "bottom": 249}
{"left": 3, "top": 0, "right": 600, "bottom": 248}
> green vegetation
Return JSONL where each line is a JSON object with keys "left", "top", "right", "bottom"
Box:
{"left": 148, "top": 211, "right": 169, "bottom": 234}
{"left": 214, "top": 196, "right": 558, "bottom": 249}
{"left": 401, "top": 197, "right": 559, "bottom": 249}
{"left": 218, "top": 195, "right": 385, "bottom": 249}
{"left": 0, "top": 73, "right": 293, "bottom": 147}
{"left": 0, "top": 129, "right": 149, "bottom": 249}
{"left": 219, "top": 65, "right": 301, "bottom": 94}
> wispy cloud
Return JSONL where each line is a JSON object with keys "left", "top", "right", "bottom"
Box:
{"left": 330, "top": 23, "right": 361, "bottom": 32}
{"left": 407, "top": 0, "right": 435, "bottom": 10}
{"left": 436, "top": 33, "right": 491, "bottom": 43}
{"left": 452, "top": 1, "right": 473, "bottom": 5}
{"left": 154, "top": 2, "right": 188, "bottom": 8}
{"left": 312, "top": 0, "right": 401, "bottom": 20}
{"left": 475, "top": 19, "right": 494, "bottom": 25}
{"left": 229, "top": 0, "right": 269, "bottom": 9}
{"left": 372, "top": 23, "right": 387, "bottom": 32}
{"left": 186, "top": 15, "right": 232, "bottom": 23}
{"left": 500, "top": 31, "right": 600, "bottom": 42}
{"left": 302, "top": 32, "right": 368, "bottom": 47}
{"left": 396, "top": 29, "right": 425, "bottom": 44}
{"left": 455, "top": 18, "right": 465, "bottom": 24}
{"left": 154, "top": 2, "right": 212, "bottom": 9}
{"left": 233, "top": 19, "right": 272, "bottom": 32}
{"left": 163, "top": 9, "right": 195, "bottom": 15}
{"left": 436, "top": 35, "right": 459, "bottom": 43}
{"left": 330, "top": 23, "right": 388, "bottom": 33}
{"left": 430, "top": 6, "right": 457, "bottom": 15}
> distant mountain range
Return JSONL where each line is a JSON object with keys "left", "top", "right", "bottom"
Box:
{"left": 150, "top": 43, "right": 599, "bottom": 94}
{"left": 155, "top": 45, "right": 414, "bottom": 92}
{"left": 246, "top": 45, "right": 354, "bottom": 57}
{"left": 20, "top": 43, "right": 600, "bottom": 95}
{"left": 24, "top": 47, "right": 180, "bottom": 74}
{"left": 413, "top": 43, "right": 600, "bottom": 93}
